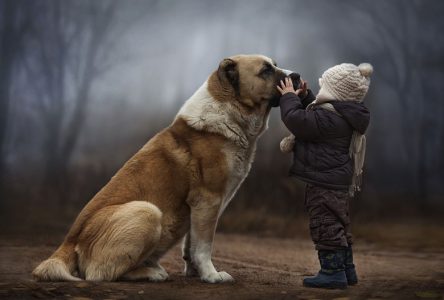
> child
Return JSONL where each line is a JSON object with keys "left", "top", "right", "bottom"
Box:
{"left": 277, "top": 63, "right": 372, "bottom": 289}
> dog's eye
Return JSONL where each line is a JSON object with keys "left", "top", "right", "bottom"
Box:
{"left": 260, "top": 65, "right": 274, "bottom": 77}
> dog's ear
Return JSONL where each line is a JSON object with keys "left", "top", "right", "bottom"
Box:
{"left": 217, "top": 58, "right": 239, "bottom": 95}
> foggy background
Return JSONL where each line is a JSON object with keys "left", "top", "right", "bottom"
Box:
{"left": 1, "top": 0, "right": 444, "bottom": 236}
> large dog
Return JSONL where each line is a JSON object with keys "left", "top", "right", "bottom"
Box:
{"left": 33, "top": 54, "right": 297, "bottom": 283}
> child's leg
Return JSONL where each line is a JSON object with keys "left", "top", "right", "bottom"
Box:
{"left": 303, "top": 184, "right": 350, "bottom": 289}
{"left": 344, "top": 196, "right": 353, "bottom": 247}
{"left": 304, "top": 184, "right": 350, "bottom": 250}
{"left": 343, "top": 196, "right": 358, "bottom": 285}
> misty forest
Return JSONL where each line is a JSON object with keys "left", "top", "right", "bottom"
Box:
{"left": 1, "top": 0, "right": 444, "bottom": 231}
{"left": 1, "top": 1, "right": 444, "bottom": 299}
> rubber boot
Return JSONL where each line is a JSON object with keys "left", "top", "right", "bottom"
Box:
{"left": 345, "top": 245, "right": 358, "bottom": 285}
{"left": 303, "top": 249, "right": 347, "bottom": 289}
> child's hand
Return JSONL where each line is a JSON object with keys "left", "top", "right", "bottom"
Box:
{"left": 298, "top": 80, "right": 308, "bottom": 97}
{"left": 277, "top": 77, "right": 296, "bottom": 95}
{"left": 277, "top": 77, "right": 308, "bottom": 96}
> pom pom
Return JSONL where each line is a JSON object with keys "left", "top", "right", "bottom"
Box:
{"left": 280, "top": 135, "right": 295, "bottom": 153}
{"left": 358, "top": 63, "right": 373, "bottom": 77}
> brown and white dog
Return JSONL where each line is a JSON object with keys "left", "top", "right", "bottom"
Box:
{"left": 33, "top": 54, "right": 294, "bottom": 283}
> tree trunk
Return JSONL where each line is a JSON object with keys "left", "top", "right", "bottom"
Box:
{"left": 0, "top": 0, "right": 29, "bottom": 193}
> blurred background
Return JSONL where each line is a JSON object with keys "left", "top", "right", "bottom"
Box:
{"left": 1, "top": 0, "right": 443, "bottom": 246}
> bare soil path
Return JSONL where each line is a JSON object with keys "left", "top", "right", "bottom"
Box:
{"left": 0, "top": 234, "right": 443, "bottom": 300}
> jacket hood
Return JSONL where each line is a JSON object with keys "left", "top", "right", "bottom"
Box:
{"left": 331, "top": 101, "right": 370, "bottom": 134}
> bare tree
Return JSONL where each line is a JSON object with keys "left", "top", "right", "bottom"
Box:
{"left": 0, "top": 0, "right": 34, "bottom": 186}
{"left": 20, "top": 1, "right": 127, "bottom": 193}
{"left": 331, "top": 1, "right": 432, "bottom": 203}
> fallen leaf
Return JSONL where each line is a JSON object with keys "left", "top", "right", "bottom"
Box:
{"left": 75, "top": 282, "right": 90, "bottom": 288}
{"left": 415, "top": 291, "right": 441, "bottom": 298}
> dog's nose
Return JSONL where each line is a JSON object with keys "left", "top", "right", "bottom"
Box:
{"left": 290, "top": 73, "right": 300, "bottom": 81}
{"left": 289, "top": 73, "right": 301, "bottom": 88}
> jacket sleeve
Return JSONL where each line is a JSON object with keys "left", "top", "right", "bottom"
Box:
{"left": 279, "top": 92, "right": 321, "bottom": 140}
{"left": 301, "top": 89, "right": 316, "bottom": 108}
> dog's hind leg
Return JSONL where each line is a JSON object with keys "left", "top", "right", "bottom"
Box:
{"left": 76, "top": 201, "right": 162, "bottom": 281}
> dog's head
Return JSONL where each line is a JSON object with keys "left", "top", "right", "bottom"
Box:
{"left": 213, "top": 54, "right": 300, "bottom": 109}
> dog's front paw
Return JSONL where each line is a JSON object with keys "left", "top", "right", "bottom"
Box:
{"left": 201, "top": 271, "right": 234, "bottom": 283}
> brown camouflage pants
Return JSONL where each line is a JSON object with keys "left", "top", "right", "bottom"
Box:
{"left": 305, "top": 184, "right": 353, "bottom": 250}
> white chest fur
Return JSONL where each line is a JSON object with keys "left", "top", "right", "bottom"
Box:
{"left": 177, "top": 80, "right": 269, "bottom": 216}
{"left": 218, "top": 142, "right": 257, "bottom": 217}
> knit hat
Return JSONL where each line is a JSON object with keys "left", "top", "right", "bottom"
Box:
{"left": 319, "top": 63, "right": 373, "bottom": 102}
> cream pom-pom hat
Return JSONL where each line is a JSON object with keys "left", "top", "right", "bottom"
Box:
{"left": 317, "top": 63, "right": 373, "bottom": 102}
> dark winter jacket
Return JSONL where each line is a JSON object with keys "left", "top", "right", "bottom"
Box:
{"left": 279, "top": 90, "right": 370, "bottom": 190}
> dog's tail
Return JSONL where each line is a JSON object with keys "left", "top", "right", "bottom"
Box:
{"left": 32, "top": 241, "right": 82, "bottom": 281}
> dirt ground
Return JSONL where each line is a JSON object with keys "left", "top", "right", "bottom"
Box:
{"left": 0, "top": 232, "right": 443, "bottom": 300}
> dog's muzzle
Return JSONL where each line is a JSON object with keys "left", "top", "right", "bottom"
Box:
{"left": 289, "top": 72, "right": 301, "bottom": 89}
{"left": 280, "top": 69, "right": 301, "bottom": 88}
{"left": 281, "top": 69, "right": 293, "bottom": 76}
{"left": 270, "top": 69, "right": 302, "bottom": 107}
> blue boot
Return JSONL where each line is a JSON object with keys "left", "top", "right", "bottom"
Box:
{"left": 345, "top": 246, "right": 358, "bottom": 285}
{"left": 303, "top": 250, "right": 347, "bottom": 289}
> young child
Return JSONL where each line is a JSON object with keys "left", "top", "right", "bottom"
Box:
{"left": 277, "top": 63, "right": 372, "bottom": 289}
